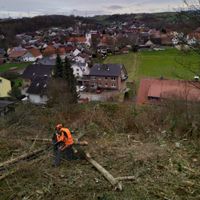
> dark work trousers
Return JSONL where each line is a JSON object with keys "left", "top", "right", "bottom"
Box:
{"left": 53, "top": 145, "right": 76, "bottom": 166}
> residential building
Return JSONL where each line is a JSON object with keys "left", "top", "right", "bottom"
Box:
{"left": 83, "top": 64, "right": 128, "bottom": 91}
{"left": 71, "top": 62, "right": 90, "bottom": 78}
{"left": 22, "top": 47, "right": 43, "bottom": 62}
{"left": 26, "top": 77, "right": 48, "bottom": 104}
{"left": 21, "top": 64, "right": 52, "bottom": 104}
{"left": 137, "top": 78, "right": 200, "bottom": 105}
{"left": 0, "top": 77, "right": 12, "bottom": 97}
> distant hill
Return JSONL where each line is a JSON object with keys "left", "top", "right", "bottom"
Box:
{"left": 0, "top": 15, "right": 97, "bottom": 48}
{"left": 0, "top": 11, "right": 199, "bottom": 49}
{"left": 93, "top": 11, "right": 199, "bottom": 31}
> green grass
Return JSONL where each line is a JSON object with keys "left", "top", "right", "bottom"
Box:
{"left": 104, "top": 48, "right": 200, "bottom": 82}
{"left": 0, "top": 62, "right": 31, "bottom": 73}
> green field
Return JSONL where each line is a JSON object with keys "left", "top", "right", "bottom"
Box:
{"left": 104, "top": 48, "right": 200, "bottom": 81}
{"left": 0, "top": 62, "right": 31, "bottom": 73}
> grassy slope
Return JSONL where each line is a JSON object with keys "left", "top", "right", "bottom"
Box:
{"left": 0, "top": 62, "right": 31, "bottom": 73}
{"left": 104, "top": 48, "right": 200, "bottom": 82}
{"left": 0, "top": 103, "right": 199, "bottom": 199}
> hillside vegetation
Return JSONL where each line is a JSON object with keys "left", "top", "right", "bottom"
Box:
{"left": 0, "top": 101, "right": 200, "bottom": 199}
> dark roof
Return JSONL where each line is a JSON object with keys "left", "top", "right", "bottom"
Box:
{"left": 37, "top": 57, "right": 56, "bottom": 66}
{"left": 22, "top": 64, "right": 52, "bottom": 80}
{"left": 89, "top": 64, "right": 123, "bottom": 77}
{"left": 27, "top": 77, "right": 48, "bottom": 95}
{"left": 0, "top": 100, "right": 14, "bottom": 109}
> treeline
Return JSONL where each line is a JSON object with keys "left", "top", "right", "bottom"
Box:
{"left": 94, "top": 11, "right": 200, "bottom": 32}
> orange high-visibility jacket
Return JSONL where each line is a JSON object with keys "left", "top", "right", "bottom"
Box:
{"left": 56, "top": 128, "right": 74, "bottom": 147}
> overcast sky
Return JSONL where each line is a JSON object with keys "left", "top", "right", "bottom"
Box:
{"left": 0, "top": 0, "right": 186, "bottom": 18}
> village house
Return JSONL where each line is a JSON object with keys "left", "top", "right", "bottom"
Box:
{"left": 21, "top": 64, "right": 53, "bottom": 104}
{"left": 71, "top": 62, "right": 90, "bottom": 78}
{"left": 82, "top": 63, "right": 128, "bottom": 91}
{"left": 26, "top": 76, "right": 49, "bottom": 104}
{"left": 137, "top": 78, "right": 200, "bottom": 105}
{"left": 42, "top": 45, "right": 57, "bottom": 59}
{"left": 0, "top": 76, "right": 12, "bottom": 97}
{"left": 22, "top": 47, "right": 43, "bottom": 62}
{"left": 8, "top": 47, "right": 27, "bottom": 62}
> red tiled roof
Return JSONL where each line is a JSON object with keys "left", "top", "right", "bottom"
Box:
{"left": 43, "top": 45, "right": 56, "bottom": 56}
{"left": 68, "top": 37, "right": 86, "bottom": 43}
{"left": 9, "top": 50, "right": 27, "bottom": 59}
{"left": 28, "top": 47, "right": 42, "bottom": 57}
{"left": 137, "top": 78, "right": 200, "bottom": 104}
{"left": 65, "top": 46, "right": 76, "bottom": 53}
{"left": 57, "top": 47, "right": 66, "bottom": 55}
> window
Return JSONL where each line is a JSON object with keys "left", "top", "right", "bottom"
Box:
{"left": 105, "top": 77, "right": 108, "bottom": 79}
{"left": 76, "top": 68, "right": 79, "bottom": 71}
{"left": 111, "top": 77, "right": 116, "bottom": 80}
{"left": 76, "top": 73, "right": 79, "bottom": 76}
{"left": 36, "top": 83, "right": 40, "bottom": 87}
{"left": 0, "top": 79, "right": 2, "bottom": 83}
{"left": 105, "top": 83, "right": 108, "bottom": 87}
{"left": 112, "top": 83, "right": 116, "bottom": 87}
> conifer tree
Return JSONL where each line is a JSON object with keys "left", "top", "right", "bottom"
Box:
{"left": 54, "top": 54, "right": 63, "bottom": 78}
{"left": 63, "top": 57, "right": 78, "bottom": 103}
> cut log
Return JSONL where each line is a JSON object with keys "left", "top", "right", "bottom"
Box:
{"left": 0, "top": 154, "right": 48, "bottom": 181}
{"left": 0, "top": 147, "right": 49, "bottom": 170}
{"left": 85, "top": 153, "right": 123, "bottom": 191}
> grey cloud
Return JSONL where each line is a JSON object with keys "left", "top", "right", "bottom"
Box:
{"left": 0, "top": 0, "right": 183, "bottom": 18}
{"left": 106, "top": 5, "right": 124, "bottom": 10}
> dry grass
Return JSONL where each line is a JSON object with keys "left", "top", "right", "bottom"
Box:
{"left": 0, "top": 102, "right": 200, "bottom": 199}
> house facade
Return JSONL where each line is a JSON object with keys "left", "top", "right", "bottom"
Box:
{"left": 71, "top": 62, "right": 90, "bottom": 78}
{"left": 0, "top": 77, "right": 12, "bottom": 97}
{"left": 82, "top": 64, "right": 128, "bottom": 91}
{"left": 21, "top": 64, "right": 52, "bottom": 104}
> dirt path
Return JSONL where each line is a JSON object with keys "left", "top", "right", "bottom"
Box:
{"left": 128, "top": 53, "right": 140, "bottom": 82}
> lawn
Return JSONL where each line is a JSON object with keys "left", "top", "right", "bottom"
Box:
{"left": 0, "top": 62, "right": 31, "bottom": 73}
{"left": 104, "top": 48, "right": 200, "bottom": 82}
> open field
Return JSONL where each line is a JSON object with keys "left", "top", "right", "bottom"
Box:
{"left": 104, "top": 48, "right": 200, "bottom": 82}
{"left": 0, "top": 62, "right": 31, "bottom": 73}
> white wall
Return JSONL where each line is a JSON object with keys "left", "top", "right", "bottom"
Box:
{"left": 28, "top": 94, "right": 48, "bottom": 104}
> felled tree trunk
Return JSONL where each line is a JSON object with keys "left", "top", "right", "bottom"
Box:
{"left": 85, "top": 153, "right": 123, "bottom": 191}
{"left": 0, "top": 147, "right": 48, "bottom": 170}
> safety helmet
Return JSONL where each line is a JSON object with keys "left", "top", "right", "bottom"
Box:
{"left": 55, "top": 124, "right": 63, "bottom": 130}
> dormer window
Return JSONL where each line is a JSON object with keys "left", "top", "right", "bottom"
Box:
{"left": 44, "top": 74, "right": 48, "bottom": 77}
{"left": 36, "top": 83, "right": 40, "bottom": 87}
{"left": 43, "top": 84, "right": 47, "bottom": 88}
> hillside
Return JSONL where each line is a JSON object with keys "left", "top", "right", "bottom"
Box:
{"left": 0, "top": 102, "right": 200, "bottom": 199}
{"left": 0, "top": 10, "right": 199, "bottom": 48}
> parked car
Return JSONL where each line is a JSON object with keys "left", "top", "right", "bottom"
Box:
{"left": 79, "top": 86, "right": 86, "bottom": 92}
